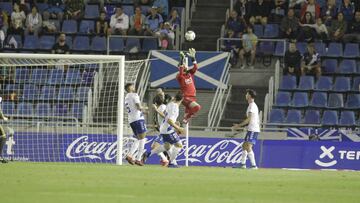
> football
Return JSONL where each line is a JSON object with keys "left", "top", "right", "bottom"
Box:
{"left": 185, "top": 30, "right": 196, "bottom": 41}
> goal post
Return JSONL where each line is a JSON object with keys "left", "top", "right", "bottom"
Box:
{"left": 0, "top": 53, "right": 146, "bottom": 165}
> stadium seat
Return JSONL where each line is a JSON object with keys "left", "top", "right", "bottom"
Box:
{"left": 1, "top": 101, "right": 15, "bottom": 115}
{"left": 70, "top": 103, "right": 85, "bottom": 119}
{"left": 72, "top": 36, "right": 90, "bottom": 52}
{"left": 315, "top": 76, "right": 333, "bottom": 91}
{"left": 109, "top": 37, "right": 125, "bottom": 53}
{"left": 84, "top": 4, "right": 100, "bottom": 19}
{"left": 5, "top": 84, "right": 20, "bottom": 94}
{"left": 36, "top": 3, "right": 49, "bottom": 13}
{"left": 91, "top": 36, "right": 107, "bottom": 52}
{"left": 5, "top": 35, "right": 23, "bottom": 49}
{"left": 292, "top": 92, "right": 309, "bottom": 107}
{"left": 47, "top": 69, "right": 64, "bottom": 85}
{"left": 123, "top": 5, "right": 134, "bottom": 16}
{"left": 263, "top": 24, "right": 279, "bottom": 38}
{"left": 76, "top": 87, "right": 90, "bottom": 102}
{"left": 343, "top": 43, "right": 359, "bottom": 58}
{"left": 274, "top": 92, "right": 291, "bottom": 107}
{"left": 125, "top": 38, "right": 141, "bottom": 53}
{"left": 79, "top": 20, "right": 95, "bottom": 34}
{"left": 39, "top": 35, "right": 55, "bottom": 50}
{"left": 22, "top": 84, "right": 39, "bottom": 100}
{"left": 142, "top": 38, "right": 158, "bottom": 52}
{"left": 285, "top": 110, "right": 302, "bottom": 124}
{"left": 141, "top": 6, "right": 151, "bottom": 15}
{"left": 62, "top": 20, "right": 78, "bottom": 34}
{"left": 322, "top": 110, "right": 338, "bottom": 126}
{"left": 253, "top": 25, "right": 263, "bottom": 38}
{"left": 0, "top": 2, "right": 13, "bottom": 14}
{"left": 53, "top": 104, "right": 68, "bottom": 117}
{"left": 104, "top": 4, "right": 116, "bottom": 19}
{"left": 35, "top": 103, "right": 52, "bottom": 116}
{"left": 314, "top": 42, "right": 326, "bottom": 56}
{"left": 258, "top": 41, "right": 275, "bottom": 55}
{"left": 296, "top": 42, "right": 307, "bottom": 55}
{"left": 274, "top": 41, "right": 286, "bottom": 57}
{"left": 333, "top": 77, "right": 350, "bottom": 92}
{"left": 65, "top": 36, "right": 73, "bottom": 49}
{"left": 339, "top": 60, "right": 356, "bottom": 74}
{"left": 322, "top": 59, "right": 337, "bottom": 73}
{"left": 23, "top": 35, "right": 40, "bottom": 50}
{"left": 345, "top": 94, "right": 360, "bottom": 109}
{"left": 81, "top": 71, "right": 95, "bottom": 85}
{"left": 40, "top": 86, "right": 57, "bottom": 100}
{"left": 17, "top": 102, "right": 34, "bottom": 115}
{"left": 279, "top": 75, "right": 297, "bottom": 90}
{"left": 326, "top": 42, "right": 343, "bottom": 57}
{"left": 304, "top": 110, "right": 320, "bottom": 124}
{"left": 58, "top": 87, "right": 75, "bottom": 100}
{"left": 298, "top": 76, "right": 314, "bottom": 91}
{"left": 15, "top": 68, "right": 30, "bottom": 83}
{"left": 65, "top": 69, "right": 82, "bottom": 84}
{"left": 30, "top": 68, "right": 48, "bottom": 84}
{"left": 352, "top": 77, "right": 360, "bottom": 91}
{"left": 268, "top": 109, "right": 285, "bottom": 123}
{"left": 339, "top": 111, "right": 356, "bottom": 127}
{"left": 310, "top": 92, "right": 327, "bottom": 108}
{"left": 328, "top": 93, "right": 344, "bottom": 109}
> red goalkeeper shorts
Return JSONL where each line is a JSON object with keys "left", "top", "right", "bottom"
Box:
{"left": 182, "top": 96, "right": 197, "bottom": 107}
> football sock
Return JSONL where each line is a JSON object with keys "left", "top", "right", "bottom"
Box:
{"left": 240, "top": 150, "right": 248, "bottom": 165}
{"left": 0, "top": 136, "right": 5, "bottom": 157}
{"left": 136, "top": 138, "right": 146, "bottom": 161}
{"left": 158, "top": 152, "right": 167, "bottom": 161}
{"left": 129, "top": 139, "right": 139, "bottom": 157}
{"left": 248, "top": 151, "right": 256, "bottom": 166}
{"left": 151, "top": 145, "right": 166, "bottom": 155}
{"left": 169, "top": 147, "right": 181, "bottom": 162}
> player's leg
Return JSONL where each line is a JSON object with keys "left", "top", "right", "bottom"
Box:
{"left": 126, "top": 121, "right": 141, "bottom": 165}
{"left": 183, "top": 99, "right": 201, "bottom": 124}
{"left": 246, "top": 132, "right": 259, "bottom": 169}
{"left": 134, "top": 132, "right": 147, "bottom": 166}
{"left": 167, "top": 132, "right": 182, "bottom": 167}
{"left": 0, "top": 125, "right": 8, "bottom": 163}
{"left": 142, "top": 135, "right": 167, "bottom": 163}
{"left": 237, "top": 142, "right": 249, "bottom": 168}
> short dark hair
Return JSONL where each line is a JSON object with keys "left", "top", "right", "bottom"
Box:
{"left": 164, "top": 94, "right": 172, "bottom": 104}
{"left": 125, "top": 83, "right": 133, "bottom": 92}
{"left": 174, "top": 92, "right": 183, "bottom": 101}
{"left": 246, "top": 89, "right": 256, "bottom": 99}
{"left": 153, "top": 94, "right": 164, "bottom": 106}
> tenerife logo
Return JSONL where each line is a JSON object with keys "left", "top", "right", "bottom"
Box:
{"left": 315, "top": 146, "right": 337, "bottom": 167}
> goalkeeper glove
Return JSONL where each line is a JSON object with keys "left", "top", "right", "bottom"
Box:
{"left": 179, "top": 51, "right": 186, "bottom": 66}
{"left": 187, "top": 48, "right": 196, "bottom": 63}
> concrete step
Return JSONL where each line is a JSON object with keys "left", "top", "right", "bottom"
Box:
{"left": 191, "top": 19, "right": 224, "bottom": 27}
{"left": 190, "top": 26, "right": 222, "bottom": 36}
{"left": 183, "top": 42, "right": 217, "bottom": 51}
{"left": 197, "top": 0, "right": 229, "bottom": 5}
{"left": 192, "top": 8, "right": 227, "bottom": 19}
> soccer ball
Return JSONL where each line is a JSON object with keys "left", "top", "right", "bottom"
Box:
{"left": 185, "top": 30, "right": 196, "bottom": 41}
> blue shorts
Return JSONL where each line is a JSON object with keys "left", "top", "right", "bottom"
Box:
{"left": 130, "top": 120, "right": 147, "bottom": 138}
{"left": 161, "top": 132, "right": 181, "bottom": 145}
{"left": 153, "top": 135, "right": 164, "bottom": 145}
{"left": 244, "top": 131, "right": 259, "bottom": 145}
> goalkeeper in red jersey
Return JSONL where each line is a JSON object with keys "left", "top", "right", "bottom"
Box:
{"left": 176, "top": 48, "right": 201, "bottom": 124}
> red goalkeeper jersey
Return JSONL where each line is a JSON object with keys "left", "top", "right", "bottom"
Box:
{"left": 176, "top": 63, "right": 198, "bottom": 97}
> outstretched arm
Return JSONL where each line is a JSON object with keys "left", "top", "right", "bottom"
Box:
{"left": 187, "top": 48, "right": 197, "bottom": 75}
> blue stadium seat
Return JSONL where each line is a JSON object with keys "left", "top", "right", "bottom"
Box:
{"left": 79, "top": 20, "right": 95, "bottom": 34}
{"left": 30, "top": 69, "right": 48, "bottom": 84}
{"left": 268, "top": 109, "right": 285, "bottom": 123}
{"left": 322, "top": 59, "right": 337, "bottom": 73}
{"left": 1, "top": 102, "right": 15, "bottom": 115}
{"left": 37, "top": 3, "right": 49, "bottom": 13}
{"left": 58, "top": 87, "right": 75, "bottom": 100}
{"left": 35, "top": 103, "right": 52, "bottom": 116}
{"left": 352, "top": 77, "right": 360, "bottom": 91}
{"left": 292, "top": 92, "right": 308, "bottom": 107}
{"left": 274, "top": 92, "right": 291, "bottom": 107}
{"left": 315, "top": 76, "right": 333, "bottom": 91}
{"left": 65, "top": 36, "right": 73, "bottom": 49}
{"left": 109, "top": 37, "right": 125, "bottom": 52}
{"left": 296, "top": 42, "right": 307, "bottom": 55}
{"left": 304, "top": 110, "right": 320, "bottom": 124}
{"left": 70, "top": 103, "right": 85, "bottom": 119}
{"left": 253, "top": 25, "right": 263, "bottom": 38}
{"left": 22, "top": 84, "right": 39, "bottom": 100}
{"left": 39, "top": 35, "right": 55, "bottom": 50}
{"left": 62, "top": 20, "right": 78, "bottom": 34}
{"left": 258, "top": 41, "right": 275, "bottom": 55}
{"left": 343, "top": 43, "right": 359, "bottom": 58}
{"left": 314, "top": 42, "right": 326, "bottom": 56}
{"left": 47, "top": 69, "right": 64, "bottom": 85}
{"left": 339, "top": 59, "right": 356, "bottom": 74}
{"left": 81, "top": 71, "right": 95, "bottom": 85}
{"left": 125, "top": 38, "right": 141, "bottom": 53}
{"left": 91, "top": 36, "right": 107, "bottom": 52}
{"left": 333, "top": 77, "right": 350, "bottom": 92}
{"left": 345, "top": 94, "right": 360, "bottom": 109}
{"left": 84, "top": 4, "right": 100, "bottom": 19}
{"left": 23, "top": 35, "right": 40, "bottom": 50}
{"left": 279, "top": 75, "right": 297, "bottom": 90}
{"left": 322, "top": 110, "right": 338, "bottom": 126}
{"left": 6, "top": 84, "right": 20, "bottom": 93}
{"left": 73, "top": 36, "right": 90, "bottom": 52}
{"left": 123, "top": 5, "right": 134, "bottom": 16}
{"left": 15, "top": 68, "right": 30, "bottom": 83}
{"left": 104, "top": 4, "right": 116, "bottom": 19}
{"left": 310, "top": 92, "right": 327, "bottom": 108}
{"left": 142, "top": 38, "right": 158, "bottom": 52}
{"left": 141, "top": 6, "right": 151, "bottom": 15}
{"left": 0, "top": 2, "right": 13, "bottom": 14}
{"left": 65, "top": 69, "right": 82, "bottom": 84}
{"left": 328, "top": 93, "right": 344, "bottom": 109}
{"left": 326, "top": 42, "right": 343, "bottom": 57}
{"left": 40, "top": 86, "right": 57, "bottom": 100}
{"left": 76, "top": 87, "right": 90, "bottom": 102}
{"left": 339, "top": 111, "right": 356, "bottom": 127}
{"left": 17, "top": 102, "right": 34, "bottom": 115}
{"left": 5, "top": 34, "right": 22, "bottom": 49}
{"left": 285, "top": 110, "right": 301, "bottom": 124}
{"left": 53, "top": 104, "right": 68, "bottom": 117}
{"left": 298, "top": 76, "right": 314, "bottom": 91}
{"left": 274, "top": 41, "right": 286, "bottom": 57}
{"left": 263, "top": 24, "right": 279, "bottom": 38}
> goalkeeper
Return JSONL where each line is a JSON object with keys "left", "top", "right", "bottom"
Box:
{"left": 0, "top": 97, "right": 9, "bottom": 163}
{"left": 176, "top": 48, "right": 201, "bottom": 124}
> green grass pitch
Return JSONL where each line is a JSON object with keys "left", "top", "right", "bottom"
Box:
{"left": 1, "top": 162, "right": 359, "bottom": 203}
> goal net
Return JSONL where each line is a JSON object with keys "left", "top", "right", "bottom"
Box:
{"left": 0, "top": 53, "right": 146, "bottom": 165}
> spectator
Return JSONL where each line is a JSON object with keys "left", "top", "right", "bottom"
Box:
{"left": 284, "top": 41, "right": 302, "bottom": 79}
{"left": 84, "top": 0, "right": 105, "bottom": 9}
{"left": 42, "top": 11, "right": 60, "bottom": 33}
{"left": 44, "top": 0, "right": 64, "bottom": 21}
{"left": 129, "top": 6, "right": 146, "bottom": 36}
{"left": 249, "top": 0, "right": 272, "bottom": 25}
{"left": 280, "top": 8, "right": 299, "bottom": 39}
{"left": 145, "top": 6, "right": 163, "bottom": 36}
{"left": 157, "top": 21, "right": 174, "bottom": 50}
{"left": 18, "top": 0, "right": 29, "bottom": 14}
{"left": 25, "top": 6, "right": 42, "bottom": 36}
{"left": 222, "top": 29, "right": 241, "bottom": 65}
{"left": 301, "top": 42, "right": 321, "bottom": 78}
{"left": 96, "top": 11, "right": 109, "bottom": 36}
{"left": 109, "top": 6, "right": 129, "bottom": 35}
{"left": 0, "top": 9, "right": 9, "bottom": 47}
{"left": 52, "top": 33, "right": 70, "bottom": 54}
{"left": 239, "top": 26, "right": 257, "bottom": 69}
{"left": 9, "top": 3, "right": 26, "bottom": 37}
{"left": 329, "top": 12, "right": 347, "bottom": 41}
{"left": 321, "top": 0, "right": 337, "bottom": 27}
{"left": 136, "top": 0, "right": 153, "bottom": 6}
{"left": 338, "top": 0, "right": 355, "bottom": 22}
{"left": 300, "top": 0, "right": 321, "bottom": 21}
{"left": 298, "top": 12, "right": 316, "bottom": 41}
{"left": 233, "top": 0, "right": 251, "bottom": 20}
{"left": 272, "top": 0, "right": 287, "bottom": 22}
{"left": 153, "top": 0, "right": 169, "bottom": 18}
{"left": 226, "top": 10, "right": 247, "bottom": 37}
{"left": 65, "top": 0, "right": 84, "bottom": 20}
{"left": 167, "top": 8, "right": 181, "bottom": 30}
{"left": 343, "top": 11, "right": 360, "bottom": 43}
{"left": 300, "top": 18, "right": 328, "bottom": 41}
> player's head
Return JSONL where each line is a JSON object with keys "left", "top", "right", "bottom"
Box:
{"left": 174, "top": 92, "right": 183, "bottom": 102}
{"left": 246, "top": 89, "right": 256, "bottom": 101}
{"left": 164, "top": 94, "right": 172, "bottom": 104}
{"left": 125, "top": 83, "right": 135, "bottom": 93}
{"left": 156, "top": 88, "right": 165, "bottom": 98}
{"left": 153, "top": 94, "right": 164, "bottom": 106}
